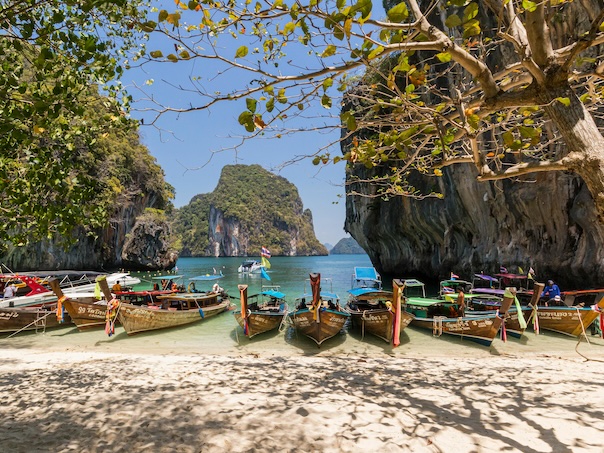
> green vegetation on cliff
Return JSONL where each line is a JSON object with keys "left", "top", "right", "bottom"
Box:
{"left": 173, "top": 164, "right": 327, "bottom": 256}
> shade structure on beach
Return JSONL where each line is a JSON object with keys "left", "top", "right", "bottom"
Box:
{"left": 189, "top": 273, "right": 224, "bottom": 281}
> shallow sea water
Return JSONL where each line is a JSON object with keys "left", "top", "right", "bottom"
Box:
{"left": 2, "top": 255, "right": 603, "bottom": 360}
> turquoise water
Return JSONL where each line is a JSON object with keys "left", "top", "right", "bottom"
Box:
{"left": 131, "top": 255, "right": 374, "bottom": 302}
{"left": 3, "top": 254, "right": 604, "bottom": 358}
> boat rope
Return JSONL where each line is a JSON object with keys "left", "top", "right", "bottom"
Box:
{"left": 278, "top": 306, "right": 289, "bottom": 332}
{"left": 527, "top": 303, "right": 540, "bottom": 334}
{"left": 575, "top": 307, "right": 590, "bottom": 345}
{"left": 433, "top": 316, "right": 445, "bottom": 337}
{"left": 6, "top": 311, "right": 54, "bottom": 339}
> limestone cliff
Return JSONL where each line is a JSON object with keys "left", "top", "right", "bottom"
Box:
{"left": 345, "top": 162, "right": 604, "bottom": 289}
{"left": 173, "top": 164, "right": 328, "bottom": 257}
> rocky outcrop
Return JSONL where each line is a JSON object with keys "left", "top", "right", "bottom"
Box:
{"left": 174, "top": 164, "right": 328, "bottom": 257}
{"left": 345, "top": 163, "right": 604, "bottom": 289}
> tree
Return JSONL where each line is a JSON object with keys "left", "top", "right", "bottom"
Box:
{"left": 0, "top": 0, "right": 153, "bottom": 246}
{"left": 143, "top": 0, "right": 604, "bottom": 216}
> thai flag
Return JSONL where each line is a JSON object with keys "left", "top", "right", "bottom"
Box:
{"left": 500, "top": 266, "right": 508, "bottom": 273}
{"left": 450, "top": 272, "right": 459, "bottom": 280}
{"left": 261, "top": 247, "right": 271, "bottom": 258}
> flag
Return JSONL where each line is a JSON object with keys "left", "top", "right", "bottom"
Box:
{"left": 500, "top": 266, "right": 508, "bottom": 273}
{"left": 518, "top": 266, "right": 524, "bottom": 274}
{"left": 260, "top": 267, "right": 271, "bottom": 281}
{"left": 261, "top": 247, "right": 271, "bottom": 258}
{"left": 261, "top": 256, "right": 271, "bottom": 269}
{"left": 528, "top": 267, "right": 535, "bottom": 280}
{"left": 450, "top": 272, "right": 459, "bottom": 280}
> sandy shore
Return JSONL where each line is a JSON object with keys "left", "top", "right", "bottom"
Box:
{"left": 1, "top": 330, "right": 604, "bottom": 453}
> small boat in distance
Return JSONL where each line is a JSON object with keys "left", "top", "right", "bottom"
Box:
{"left": 288, "top": 273, "right": 350, "bottom": 347}
{"left": 233, "top": 284, "right": 288, "bottom": 339}
{"left": 237, "top": 260, "right": 264, "bottom": 274}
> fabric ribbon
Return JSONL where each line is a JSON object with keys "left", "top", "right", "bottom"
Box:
{"left": 56, "top": 295, "right": 68, "bottom": 322}
{"left": 105, "top": 298, "right": 120, "bottom": 337}
{"left": 592, "top": 304, "right": 604, "bottom": 339}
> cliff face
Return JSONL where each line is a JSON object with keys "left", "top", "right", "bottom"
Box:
{"left": 345, "top": 164, "right": 604, "bottom": 289}
{"left": 174, "top": 164, "right": 328, "bottom": 257}
{"left": 3, "top": 193, "right": 177, "bottom": 271}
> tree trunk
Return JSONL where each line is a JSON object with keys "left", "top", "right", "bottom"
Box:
{"left": 539, "top": 75, "right": 604, "bottom": 220}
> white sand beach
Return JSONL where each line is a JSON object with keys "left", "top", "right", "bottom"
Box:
{"left": 1, "top": 326, "right": 604, "bottom": 453}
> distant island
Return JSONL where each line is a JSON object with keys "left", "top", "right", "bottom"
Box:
{"left": 172, "top": 164, "right": 328, "bottom": 257}
{"left": 330, "top": 237, "right": 365, "bottom": 254}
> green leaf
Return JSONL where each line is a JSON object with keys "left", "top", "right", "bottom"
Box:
{"left": 150, "top": 50, "right": 163, "bottom": 58}
{"left": 462, "top": 19, "right": 481, "bottom": 38}
{"left": 387, "top": 2, "right": 409, "bottom": 23}
{"left": 321, "top": 45, "right": 336, "bottom": 58}
{"left": 277, "top": 88, "right": 287, "bottom": 103}
{"left": 246, "top": 98, "right": 257, "bottom": 113}
{"left": 158, "top": 10, "right": 169, "bottom": 22}
{"left": 367, "top": 45, "right": 384, "bottom": 60}
{"left": 556, "top": 97, "right": 571, "bottom": 106}
{"left": 321, "top": 94, "right": 332, "bottom": 109}
{"left": 179, "top": 50, "right": 190, "bottom": 60}
{"left": 140, "top": 21, "right": 157, "bottom": 32}
{"left": 238, "top": 111, "right": 255, "bottom": 132}
{"left": 166, "top": 54, "right": 178, "bottom": 62}
{"left": 522, "top": 0, "right": 537, "bottom": 12}
{"left": 435, "top": 52, "right": 452, "bottom": 63}
{"left": 235, "top": 46, "right": 249, "bottom": 58}
{"left": 463, "top": 3, "right": 479, "bottom": 21}
{"left": 322, "top": 78, "right": 333, "bottom": 90}
{"left": 444, "top": 14, "right": 462, "bottom": 28}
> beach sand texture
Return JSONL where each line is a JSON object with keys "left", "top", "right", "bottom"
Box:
{"left": 1, "top": 326, "right": 604, "bottom": 452}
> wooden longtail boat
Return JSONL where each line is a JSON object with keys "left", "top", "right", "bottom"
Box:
{"left": 288, "top": 273, "right": 350, "bottom": 347}
{"left": 403, "top": 279, "right": 509, "bottom": 347}
{"left": 345, "top": 269, "right": 413, "bottom": 344}
{"left": 49, "top": 277, "right": 112, "bottom": 331}
{"left": 526, "top": 283, "right": 604, "bottom": 337}
{"left": 445, "top": 289, "right": 530, "bottom": 338}
{"left": 233, "top": 285, "right": 288, "bottom": 339}
{"left": 0, "top": 304, "right": 72, "bottom": 335}
{"left": 118, "top": 274, "right": 231, "bottom": 335}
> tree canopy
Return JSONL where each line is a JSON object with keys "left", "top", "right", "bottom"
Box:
{"left": 142, "top": 0, "right": 604, "bottom": 216}
{"left": 0, "top": 0, "right": 153, "bottom": 245}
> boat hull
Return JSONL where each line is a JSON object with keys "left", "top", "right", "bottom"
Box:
{"left": 469, "top": 308, "right": 530, "bottom": 338}
{"left": 0, "top": 305, "right": 72, "bottom": 333}
{"left": 410, "top": 314, "right": 503, "bottom": 347}
{"left": 288, "top": 308, "right": 349, "bottom": 346}
{"left": 233, "top": 310, "right": 286, "bottom": 338}
{"left": 532, "top": 306, "right": 602, "bottom": 336}
{"left": 63, "top": 299, "right": 112, "bottom": 331}
{"left": 348, "top": 308, "right": 414, "bottom": 343}
{"left": 118, "top": 300, "right": 231, "bottom": 335}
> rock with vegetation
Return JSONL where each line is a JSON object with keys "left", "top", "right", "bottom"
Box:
{"left": 1, "top": 128, "right": 177, "bottom": 271}
{"left": 330, "top": 238, "right": 365, "bottom": 255}
{"left": 172, "top": 164, "right": 327, "bottom": 257}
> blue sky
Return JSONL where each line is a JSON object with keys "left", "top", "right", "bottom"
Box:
{"left": 122, "top": 3, "right": 363, "bottom": 246}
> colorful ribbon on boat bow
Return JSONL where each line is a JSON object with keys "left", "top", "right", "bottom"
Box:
{"left": 56, "top": 295, "right": 68, "bottom": 322}
{"left": 105, "top": 298, "right": 120, "bottom": 337}
{"left": 592, "top": 304, "right": 604, "bottom": 339}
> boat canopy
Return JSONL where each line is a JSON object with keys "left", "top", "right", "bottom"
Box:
{"left": 405, "top": 297, "right": 443, "bottom": 307}
{"left": 297, "top": 291, "right": 339, "bottom": 301}
{"left": 402, "top": 279, "right": 424, "bottom": 287}
{"left": 348, "top": 287, "right": 387, "bottom": 297}
{"left": 353, "top": 267, "right": 381, "bottom": 283}
{"left": 152, "top": 275, "right": 184, "bottom": 280}
{"left": 261, "top": 289, "right": 286, "bottom": 299}
{"left": 474, "top": 273, "right": 499, "bottom": 282}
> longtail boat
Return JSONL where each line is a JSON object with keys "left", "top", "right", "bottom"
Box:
{"left": 288, "top": 273, "right": 350, "bottom": 347}
{"left": 117, "top": 273, "right": 231, "bottom": 335}
{"left": 50, "top": 277, "right": 112, "bottom": 331}
{"left": 444, "top": 289, "right": 529, "bottom": 338}
{"left": 527, "top": 283, "right": 604, "bottom": 337}
{"left": 0, "top": 303, "right": 72, "bottom": 335}
{"left": 345, "top": 268, "right": 413, "bottom": 344}
{"left": 233, "top": 284, "right": 288, "bottom": 339}
{"left": 403, "top": 279, "right": 509, "bottom": 347}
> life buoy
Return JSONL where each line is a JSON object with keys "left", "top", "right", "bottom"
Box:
{"left": 188, "top": 282, "right": 196, "bottom": 292}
